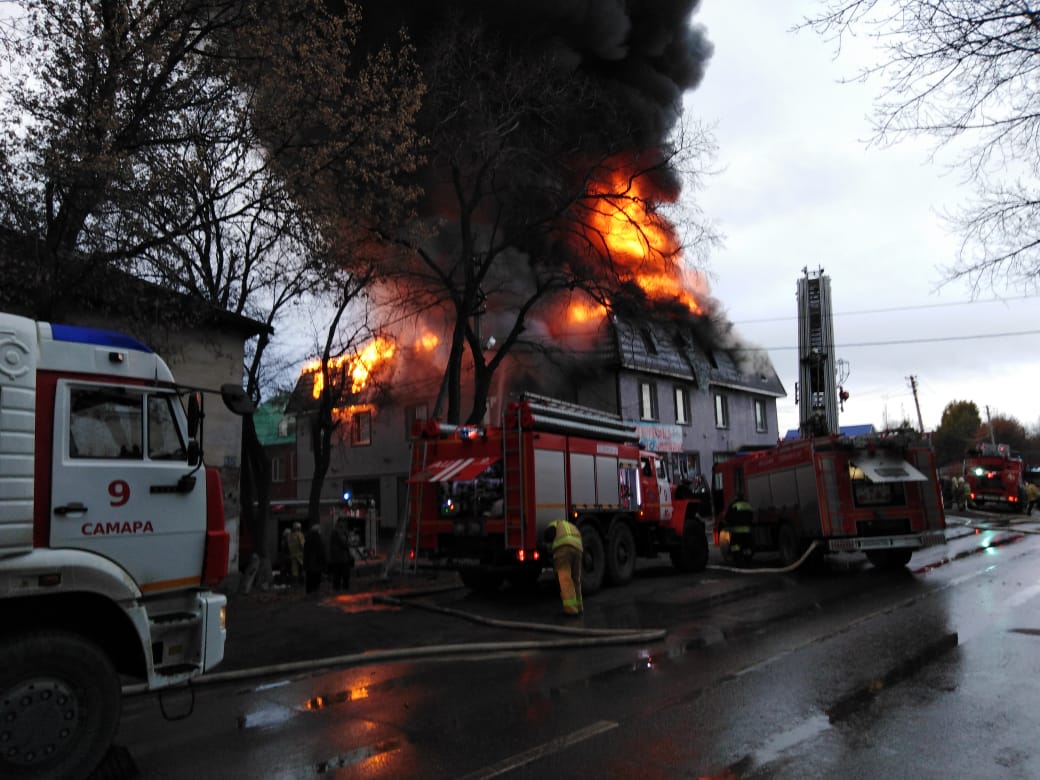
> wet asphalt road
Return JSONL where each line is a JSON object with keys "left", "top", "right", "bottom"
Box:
{"left": 109, "top": 511, "right": 1040, "bottom": 779}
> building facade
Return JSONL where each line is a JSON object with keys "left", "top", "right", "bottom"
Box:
{"left": 282, "top": 314, "right": 786, "bottom": 537}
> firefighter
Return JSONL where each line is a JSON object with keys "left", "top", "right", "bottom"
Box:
{"left": 723, "top": 495, "right": 754, "bottom": 560}
{"left": 960, "top": 478, "right": 973, "bottom": 511}
{"left": 1026, "top": 481, "right": 1039, "bottom": 515}
{"left": 545, "top": 519, "right": 584, "bottom": 616}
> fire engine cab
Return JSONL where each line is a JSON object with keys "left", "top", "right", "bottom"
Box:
{"left": 0, "top": 311, "right": 250, "bottom": 779}
{"left": 963, "top": 442, "right": 1027, "bottom": 511}
{"left": 407, "top": 394, "right": 708, "bottom": 593}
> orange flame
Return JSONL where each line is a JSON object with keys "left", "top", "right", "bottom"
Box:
{"left": 416, "top": 332, "right": 440, "bottom": 351}
{"left": 304, "top": 337, "right": 397, "bottom": 399}
{"left": 584, "top": 165, "right": 702, "bottom": 316}
{"left": 568, "top": 299, "right": 608, "bottom": 324}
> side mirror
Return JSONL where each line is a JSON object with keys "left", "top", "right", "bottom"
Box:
{"left": 221, "top": 384, "right": 255, "bottom": 416}
{"left": 187, "top": 392, "right": 203, "bottom": 439}
{"left": 187, "top": 440, "right": 200, "bottom": 467}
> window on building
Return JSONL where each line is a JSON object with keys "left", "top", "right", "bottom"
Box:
{"left": 639, "top": 328, "right": 658, "bottom": 355}
{"left": 674, "top": 386, "right": 690, "bottom": 425}
{"left": 754, "top": 398, "right": 768, "bottom": 433}
{"left": 639, "top": 382, "right": 658, "bottom": 420}
{"left": 271, "top": 455, "right": 284, "bottom": 483}
{"left": 713, "top": 451, "right": 735, "bottom": 490}
{"left": 714, "top": 393, "right": 728, "bottom": 428}
{"left": 352, "top": 410, "right": 372, "bottom": 446}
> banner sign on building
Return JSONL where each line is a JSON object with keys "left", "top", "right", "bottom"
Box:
{"left": 628, "top": 421, "right": 684, "bottom": 453}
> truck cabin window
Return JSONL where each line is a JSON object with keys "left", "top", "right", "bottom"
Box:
{"left": 147, "top": 395, "right": 188, "bottom": 460}
{"left": 70, "top": 388, "right": 143, "bottom": 459}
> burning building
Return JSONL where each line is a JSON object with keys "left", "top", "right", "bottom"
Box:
{"left": 265, "top": 2, "right": 785, "bottom": 535}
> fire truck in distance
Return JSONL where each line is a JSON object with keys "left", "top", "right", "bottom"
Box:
{"left": 407, "top": 394, "right": 709, "bottom": 593}
{"left": 0, "top": 311, "right": 251, "bottom": 779}
{"left": 963, "top": 442, "right": 1027, "bottom": 511}
{"left": 712, "top": 430, "right": 947, "bottom": 569}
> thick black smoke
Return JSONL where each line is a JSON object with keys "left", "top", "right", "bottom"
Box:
{"left": 358, "top": 0, "right": 712, "bottom": 152}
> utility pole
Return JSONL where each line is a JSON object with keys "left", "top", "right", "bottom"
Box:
{"left": 907, "top": 375, "right": 925, "bottom": 433}
{"left": 985, "top": 405, "right": 996, "bottom": 445}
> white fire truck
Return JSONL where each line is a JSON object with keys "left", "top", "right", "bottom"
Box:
{"left": 0, "top": 311, "right": 250, "bottom": 779}
{"left": 407, "top": 394, "right": 708, "bottom": 593}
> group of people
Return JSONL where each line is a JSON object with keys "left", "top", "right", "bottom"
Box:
{"left": 283, "top": 518, "right": 355, "bottom": 594}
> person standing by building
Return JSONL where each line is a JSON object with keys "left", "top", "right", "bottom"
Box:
{"left": 288, "top": 522, "right": 305, "bottom": 584}
{"left": 303, "top": 523, "right": 327, "bottom": 595}
{"left": 328, "top": 517, "right": 354, "bottom": 591}
{"left": 546, "top": 519, "right": 583, "bottom": 616}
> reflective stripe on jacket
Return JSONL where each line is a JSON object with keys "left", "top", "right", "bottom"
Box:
{"left": 549, "top": 520, "right": 583, "bottom": 552}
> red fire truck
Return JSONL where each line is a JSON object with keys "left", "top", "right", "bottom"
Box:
{"left": 712, "top": 430, "right": 946, "bottom": 570}
{"left": 963, "top": 442, "right": 1027, "bottom": 511}
{"left": 407, "top": 394, "right": 708, "bottom": 592}
{"left": 0, "top": 311, "right": 250, "bottom": 778}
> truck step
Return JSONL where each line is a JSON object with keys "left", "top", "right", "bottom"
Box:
{"left": 154, "top": 663, "right": 199, "bottom": 677}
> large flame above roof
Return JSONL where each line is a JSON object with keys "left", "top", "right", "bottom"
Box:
{"left": 571, "top": 160, "right": 703, "bottom": 322}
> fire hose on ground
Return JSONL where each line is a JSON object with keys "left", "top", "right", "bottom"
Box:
{"left": 130, "top": 594, "right": 668, "bottom": 692}
{"left": 706, "top": 540, "right": 822, "bottom": 575}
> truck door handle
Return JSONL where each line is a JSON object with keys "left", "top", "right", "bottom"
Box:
{"left": 54, "top": 502, "right": 88, "bottom": 515}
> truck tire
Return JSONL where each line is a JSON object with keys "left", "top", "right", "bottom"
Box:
{"left": 866, "top": 549, "right": 913, "bottom": 570}
{"left": 670, "top": 516, "right": 708, "bottom": 573}
{"left": 580, "top": 524, "right": 606, "bottom": 595}
{"left": 0, "top": 630, "right": 121, "bottom": 780}
{"left": 605, "top": 521, "right": 636, "bottom": 586}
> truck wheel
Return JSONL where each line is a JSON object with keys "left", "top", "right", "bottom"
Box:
{"left": 580, "top": 524, "right": 606, "bottom": 595}
{"left": 0, "top": 631, "right": 121, "bottom": 780}
{"left": 605, "top": 522, "right": 636, "bottom": 586}
{"left": 778, "top": 524, "right": 802, "bottom": 568}
{"left": 866, "top": 549, "right": 913, "bottom": 570}
{"left": 459, "top": 570, "right": 503, "bottom": 593}
{"left": 670, "top": 517, "right": 708, "bottom": 573}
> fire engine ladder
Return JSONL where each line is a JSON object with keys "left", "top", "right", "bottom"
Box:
{"left": 502, "top": 407, "right": 526, "bottom": 552}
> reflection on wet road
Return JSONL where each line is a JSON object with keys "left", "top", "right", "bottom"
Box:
{"left": 112, "top": 518, "right": 1040, "bottom": 779}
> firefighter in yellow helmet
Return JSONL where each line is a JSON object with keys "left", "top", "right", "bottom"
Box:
{"left": 546, "top": 519, "right": 584, "bottom": 616}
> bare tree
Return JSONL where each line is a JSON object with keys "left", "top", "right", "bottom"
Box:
{"left": 804, "top": 1, "right": 1040, "bottom": 292}
{"left": 0, "top": 0, "right": 251, "bottom": 318}
{"left": 129, "top": 0, "right": 424, "bottom": 576}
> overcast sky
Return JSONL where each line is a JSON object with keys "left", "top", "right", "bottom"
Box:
{"left": 688, "top": 2, "right": 1040, "bottom": 437}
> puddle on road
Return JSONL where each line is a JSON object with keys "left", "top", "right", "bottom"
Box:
{"left": 913, "top": 531, "right": 1026, "bottom": 575}
{"left": 317, "top": 739, "right": 402, "bottom": 773}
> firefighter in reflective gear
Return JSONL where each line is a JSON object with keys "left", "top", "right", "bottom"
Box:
{"left": 546, "top": 519, "right": 584, "bottom": 616}
{"left": 1026, "top": 481, "right": 1039, "bottom": 515}
{"left": 722, "top": 497, "right": 754, "bottom": 560}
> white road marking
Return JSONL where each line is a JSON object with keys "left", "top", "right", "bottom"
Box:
{"left": 458, "top": 720, "right": 619, "bottom": 780}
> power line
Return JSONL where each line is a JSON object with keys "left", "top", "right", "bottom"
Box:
{"left": 733, "top": 295, "right": 1037, "bottom": 324}
{"left": 753, "top": 329, "right": 1040, "bottom": 351}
